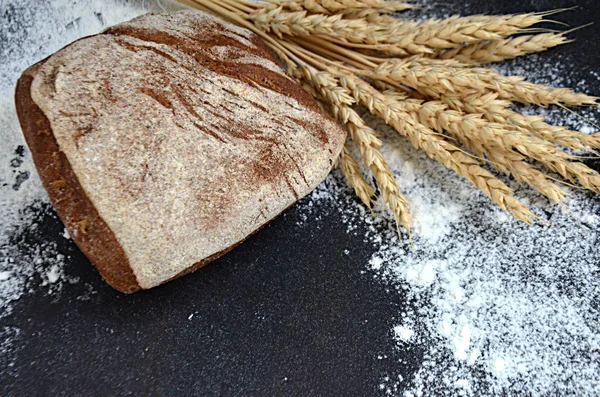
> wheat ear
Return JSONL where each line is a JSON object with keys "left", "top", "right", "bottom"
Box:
{"left": 332, "top": 104, "right": 413, "bottom": 234}
{"left": 386, "top": 13, "right": 548, "bottom": 50}
{"left": 483, "top": 148, "right": 568, "bottom": 204}
{"left": 250, "top": 7, "right": 381, "bottom": 41}
{"left": 249, "top": 8, "right": 548, "bottom": 54}
{"left": 415, "top": 110, "right": 568, "bottom": 203}
{"left": 443, "top": 92, "right": 600, "bottom": 150}
{"left": 268, "top": 0, "right": 411, "bottom": 14}
{"left": 338, "top": 144, "right": 376, "bottom": 208}
{"left": 438, "top": 33, "right": 569, "bottom": 65}
{"left": 330, "top": 12, "right": 551, "bottom": 55}
{"left": 294, "top": 63, "right": 414, "bottom": 232}
{"left": 403, "top": 91, "right": 600, "bottom": 194}
{"left": 348, "top": 77, "right": 569, "bottom": 203}
{"left": 369, "top": 58, "right": 598, "bottom": 106}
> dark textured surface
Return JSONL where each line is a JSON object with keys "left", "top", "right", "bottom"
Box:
{"left": 1, "top": 1, "right": 599, "bottom": 396}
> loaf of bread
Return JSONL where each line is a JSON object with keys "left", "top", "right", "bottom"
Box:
{"left": 15, "top": 10, "right": 345, "bottom": 293}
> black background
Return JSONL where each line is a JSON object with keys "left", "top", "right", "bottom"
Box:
{"left": 1, "top": 0, "right": 599, "bottom": 396}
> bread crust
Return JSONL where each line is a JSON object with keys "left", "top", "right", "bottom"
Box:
{"left": 16, "top": 63, "right": 141, "bottom": 293}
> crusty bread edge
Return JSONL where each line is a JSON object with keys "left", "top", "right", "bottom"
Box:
{"left": 16, "top": 61, "right": 143, "bottom": 293}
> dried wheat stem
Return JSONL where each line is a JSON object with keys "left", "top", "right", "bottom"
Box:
{"left": 219, "top": 0, "right": 256, "bottom": 13}
{"left": 287, "top": 35, "right": 378, "bottom": 69}
{"left": 186, "top": 0, "right": 597, "bottom": 227}
{"left": 192, "top": 0, "right": 308, "bottom": 67}
{"left": 438, "top": 33, "right": 569, "bottom": 65}
{"left": 338, "top": 144, "right": 376, "bottom": 208}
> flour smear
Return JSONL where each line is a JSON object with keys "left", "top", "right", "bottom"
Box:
{"left": 1, "top": 0, "right": 600, "bottom": 395}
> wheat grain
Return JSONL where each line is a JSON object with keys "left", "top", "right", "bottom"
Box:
{"left": 412, "top": 100, "right": 576, "bottom": 160}
{"left": 308, "top": 66, "right": 535, "bottom": 225}
{"left": 353, "top": 79, "right": 579, "bottom": 172}
{"left": 438, "top": 93, "right": 600, "bottom": 194}
{"left": 545, "top": 159, "right": 600, "bottom": 194}
{"left": 450, "top": 130, "right": 568, "bottom": 203}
